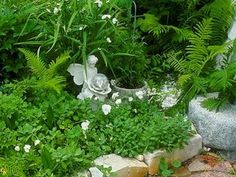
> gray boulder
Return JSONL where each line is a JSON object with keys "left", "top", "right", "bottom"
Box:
{"left": 188, "top": 95, "right": 236, "bottom": 159}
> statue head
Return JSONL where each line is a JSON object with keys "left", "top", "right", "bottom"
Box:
{"left": 87, "top": 55, "right": 98, "bottom": 68}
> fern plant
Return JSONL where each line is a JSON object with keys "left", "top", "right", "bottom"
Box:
{"left": 201, "top": 41, "right": 236, "bottom": 111}
{"left": 18, "top": 48, "right": 70, "bottom": 93}
{"left": 168, "top": 18, "right": 232, "bottom": 107}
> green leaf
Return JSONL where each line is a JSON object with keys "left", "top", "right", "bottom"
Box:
{"left": 172, "top": 160, "right": 181, "bottom": 168}
{"left": 41, "top": 147, "right": 54, "bottom": 170}
{"left": 45, "top": 105, "right": 55, "bottom": 129}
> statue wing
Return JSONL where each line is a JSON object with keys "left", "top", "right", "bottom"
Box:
{"left": 67, "top": 64, "right": 85, "bottom": 86}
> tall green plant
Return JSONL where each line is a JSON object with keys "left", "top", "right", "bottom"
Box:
{"left": 168, "top": 18, "right": 232, "bottom": 106}
{"left": 18, "top": 48, "right": 70, "bottom": 93}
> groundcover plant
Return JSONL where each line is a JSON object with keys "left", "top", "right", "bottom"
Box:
{"left": 2, "top": 0, "right": 234, "bottom": 176}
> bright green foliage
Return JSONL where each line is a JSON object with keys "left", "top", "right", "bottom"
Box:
{"left": 19, "top": 48, "right": 70, "bottom": 93}
{"left": 168, "top": 18, "right": 232, "bottom": 106}
{"left": 0, "top": 90, "right": 191, "bottom": 176}
{"left": 202, "top": 60, "right": 236, "bottom": 111}
{"left": 158, "top": 158, "right": 182, "bottom": 177}
{"left": 200, "top": 0, "right": 234, "bottom": 44}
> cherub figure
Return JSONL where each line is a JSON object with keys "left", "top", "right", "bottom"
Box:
{"left": 67, "top": 55, "right": 111, "bottom": 101}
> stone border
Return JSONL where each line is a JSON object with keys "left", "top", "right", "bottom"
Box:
{"left": 87, "top": 134, "right": 202, "bottom": 177}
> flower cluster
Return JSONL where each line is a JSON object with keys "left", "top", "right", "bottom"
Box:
{"left": 14, "top": 139, "right": 40, "bottom": 153}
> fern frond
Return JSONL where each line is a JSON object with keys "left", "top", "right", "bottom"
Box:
{"left": 19, "top": 48, "right": 47, "bottom": 79}
{"left": 37, "top": 76, "right": 65, "bottom": 93}
{"left": 177, "top": 74, "right": 191, "bottom": 87}
{"left": 200, "top": 0, "right": 234, "bottom": 44}
{"left": 190, "top": 18, "right": 212, "bottom": 45}
{"left": 47, "top": 51, "right": 70, "bottom": 79}
{"left": 138, "top": 13, "right": 193, "bottom": 42}
{"left": 201, "top": 97, "right": 228, "bottom": 112}
{"left": 167, "top": 51, "right": 186, "bottom": 73}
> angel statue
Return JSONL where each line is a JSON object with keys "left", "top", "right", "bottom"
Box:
{"left": 67, "top": 55, "right": 111, "bottom": 101}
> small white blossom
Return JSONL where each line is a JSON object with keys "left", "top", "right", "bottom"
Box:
{"left": 95, "top": 0, "right": 103, "bottom": 7}
{"left": 106, "top": 37, "right": 112, "bottom": 43}
{"left": 135, "top": 91, "right": 145, "bottom": 99}
{"left": 128, "top": 97, "right": 133, "bottom": 102}
{"left": 14, "top": 146, "right": 20, "bottom": 152}
{"left": 79, "top": 24, "right": 87, "bottom": 31}
{"left": 161, "top": 95, "right": 177, "bottom": 109}
{"left": 133, "top": 109, "right": 137, "bottom": 113}
{"left": 81, "top": 120, "right": 90, "bottom": 131}
{"left": 34, "top": 140, "right": 40, "bottom": 146}
{"left": 24, "top": 144, "right": 31, "bottom": 153}
{"left": 102, "top": 104, "right": 111, "bottom": 115}
{"left": 102, "top": 14, "right": 111, "bottom": 20}
{"left": 115, "top": 99, "right": 122, "bottom": 105}
{"left": 203, "top": 146, "right": 211, "bottom": 152}
{"left": 53, "top": 7, "right": 60, "bottom": 14}
{"left": 111, "top": 92, "right": 119, "bottom": 100}
{"left": 112, "top": 18, "right": 118, "bottom": 24}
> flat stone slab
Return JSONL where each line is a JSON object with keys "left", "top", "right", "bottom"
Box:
{"left": 144, "top": 134, "right": 202, "bottom": 175}
{"left": 190, "top": 171, "right": 235, "bottom": 177}
{"left": 188, "top": 95, "right": 236, "bottom": 153}
{"left": 91, "top": 154, "right": 148, "bottom": 177}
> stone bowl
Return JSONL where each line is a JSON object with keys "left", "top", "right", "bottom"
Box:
{"left": 188, "top": 94, "right": 236, "bottom": 159}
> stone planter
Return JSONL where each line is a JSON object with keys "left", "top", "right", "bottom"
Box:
{"left": 188, "top": 95, "right": 236, "bottom": 160}
{"left": 112, "top": 80, "right": 148, "bottom": 97}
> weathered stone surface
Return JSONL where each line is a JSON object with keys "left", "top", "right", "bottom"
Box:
{"left": 92, "top": 154, "right": 148, "bottom": 177}
{"left": 77, "top": 170, "right": 91, "bottom": 177}
{"left": 172, "top": 166, "right": 191, "bottom": 177}
{"left": 188, "top": 159, "right": 212, "bottom": 172}
{"left": 190, "top": 172, "right": 235, "bottom": 177}
{"left": 144, "top": 134, "right": 202, "bottom": 175}
{"left": 188, "top": 95, "right": 236, "bottom": 158}
{"left": 89, "top": 167, "right": 103, "bottom": 177}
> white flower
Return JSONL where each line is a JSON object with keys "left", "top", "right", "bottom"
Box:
{"left": 53, "top": 7, "right": 60, "bottom": 14}
{"left": 135, "top": 91, "right": 145, "bottom": 99}
{"left": 14, "top": 146, "right": 20, "bottom": 152}
{"left": 106, "top": 37, "right": 112, "bottom": 43}
{"left": 81, "top": 120, "right": 90, "bottom": 131}
{"left": 111, "top": 92, "right": 119, "bottom": 100}
{"left": 115, "top": 99, "right": 122, "bottom": 105}
{"left": 161, "top": 95, "right": 177, "bottom": 109}
{"left": 95, "top": 0, "right": 103, "bottom": 7}
{"left": 102, "top": 14, "right": 111, "bottom": 20}
{"left": 128, "top": 97, "right": 133, "bottom": 102}
{"left": 133, "top": 109, "right": 137, "bottom": 113}
{"left": 112, "top": 18, "right": 118, "bottom": 24}
{"left": 102, "top": 104, "right": 111, "bottom": 115}
{"left": 24, "top": 144, "right": 31, "bottom": 153}
{"left": 34, "top": 140, "right": 40, "bottom": 146}
{"left": 79, "top": 24, "right": 87, "bottom": 31}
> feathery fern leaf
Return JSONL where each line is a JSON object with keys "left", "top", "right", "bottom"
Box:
{"left": 19, "top": 48, "right": 47, "bottom": 79}
{"left": 201, "top": 97, "right": 228, "bottom": 112}
{"left": 19, "top": 48, "right": 70, "bottom": 93}
{"left": 47, "top": 51, "right": 70, "bottom": 79}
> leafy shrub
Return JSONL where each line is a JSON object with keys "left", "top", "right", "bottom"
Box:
{"left": 136, "top": 0, "right": 234, "bottom": 82}
{"left": 0, "top": 90, "right": 191, "bottom": 176}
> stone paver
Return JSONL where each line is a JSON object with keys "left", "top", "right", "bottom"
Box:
{"left": 188, "top": 159, "right": 212, "bottom": 172}
{"left": 92, "top": 154, "right": 148, "bottom": 177}
{"left": 144, "top": 134, "right": 202, "bottom": 175}
{"left": 190, "top": 171, "right": 235, "bottom": 177}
